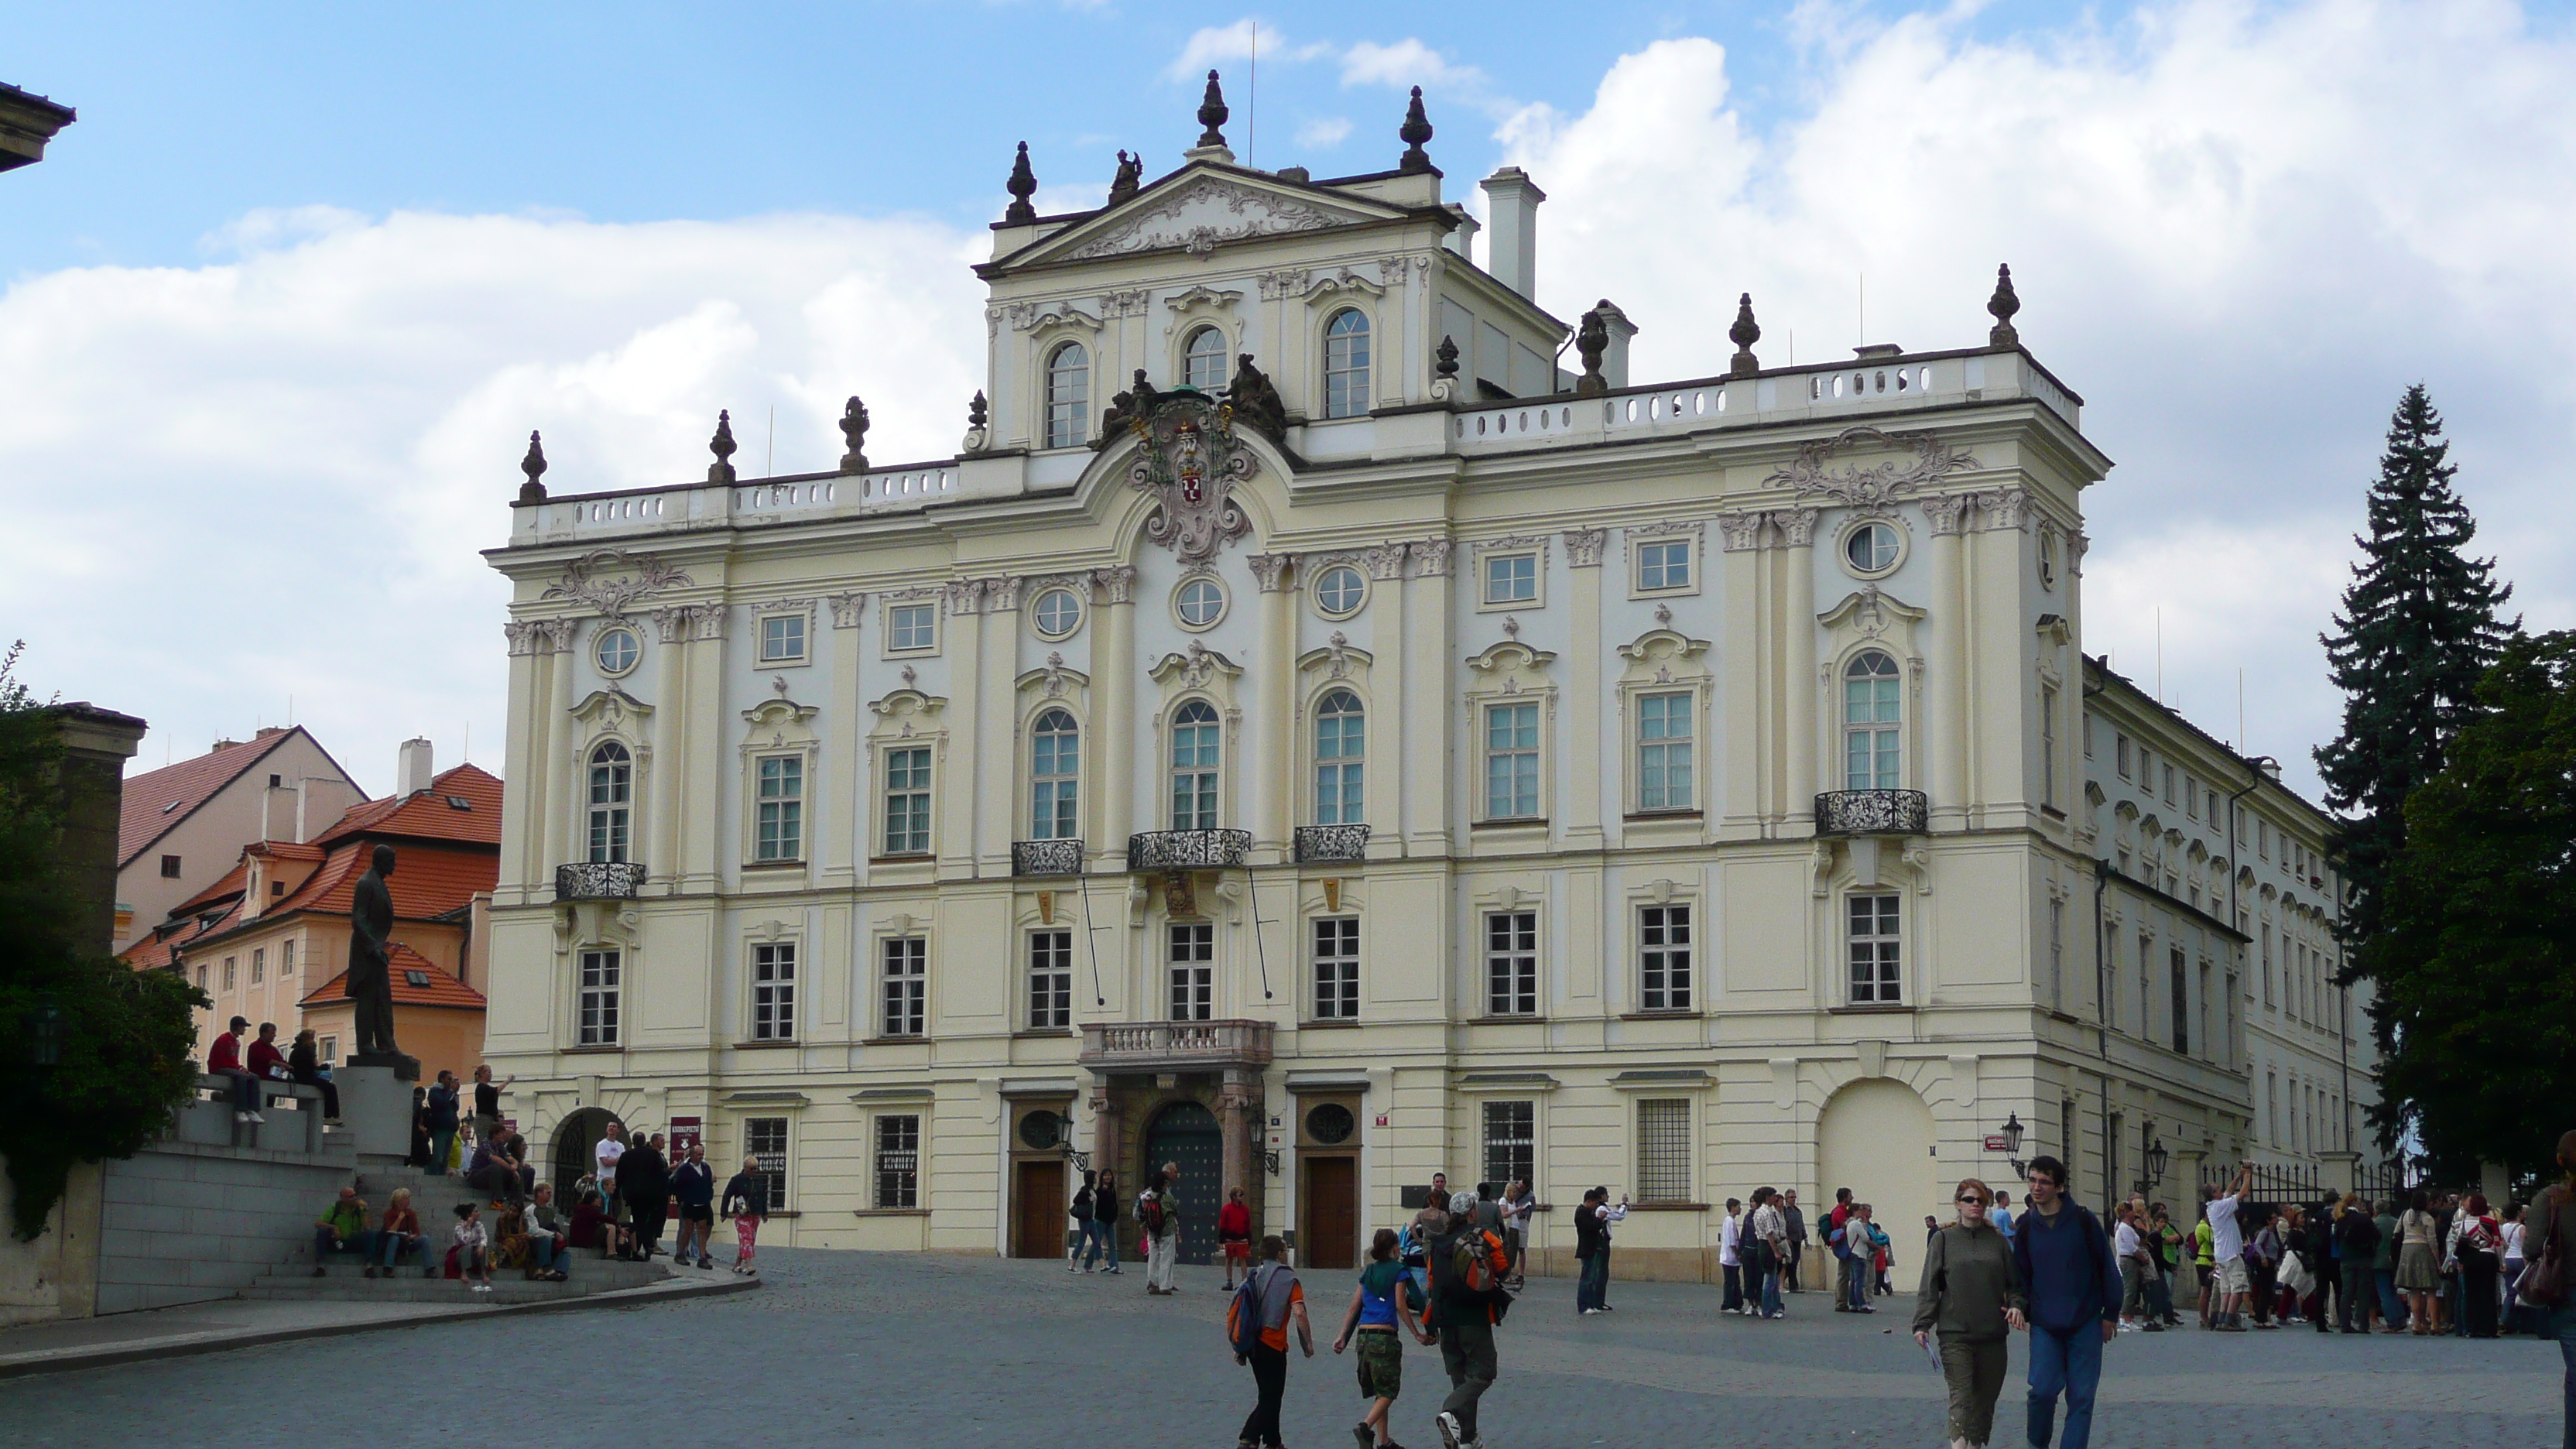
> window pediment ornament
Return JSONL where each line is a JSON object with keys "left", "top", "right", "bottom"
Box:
{"left": 1615, "top": 629, "right": 1713, "bottom": 674}
{"left": 738, "top": 697, "right": 820, "bottom": 753}
{"left": 1163, "top": 286, "right": 1244, "bottom": 328}
{"left": 1005, "top": 300, "right": 1104, "bottom": 334}
{"left": 541, "top": 549, "right": 692, "bottom": 618}
{"left": 1464, "top": 640, "right": 1557, "bottom": 697}
{"left": 1817, "top": 584, "right": 1927, "bottom": 643}
{"left": 1299, "top": 267, "right": 1387, "bottom": 306}
{"left": 1766, "top": 426, "right": 1978, "bottom": 512}
{"left": 1148, "top": 639, "right": 1243, "bottom": 691}
{"left": 1057, "top": 176, "right": 1367, "bottom": 262}
{"left": 570, "top": 687, "right": 654, "bottom": 735}
{"left": 1296, "top": 632, "right": 1372, "bottom": 680}
{"left": 866, "top": 687, "right": 949, "bottom": 737}
{"left": 1016, "top": 653, "right": 1090, "bottom": 699}
{"left": 1127, "top": 393, "right": 1257, "bottom": 564}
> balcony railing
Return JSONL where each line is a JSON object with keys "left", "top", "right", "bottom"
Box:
{"left": 1293, "top": 824, "right": 1371, "bottom": 864}
{"left": 1012, "top": 839, "right": 1085, "bottom": 877}
{"left": 1814, "top": 790, "right": 1929, "bottom": 837}
{"left": 555, "top": 861, "right": 646, "bottom": 899}
{"left": 1079, "top": 1019, "right": 1274, "bottom": 1070}
{"left": 1126, "top": 829, "right": 1252, "bottom": 872}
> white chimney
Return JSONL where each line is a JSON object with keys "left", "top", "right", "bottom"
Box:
{"left": 397, "top": 738, "right": 434, "bottom": 796}
{"left": 1478, "top": 167, "right": 1545, "bottom": 299}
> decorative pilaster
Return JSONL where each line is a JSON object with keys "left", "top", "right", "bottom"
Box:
{"left": 1562, "top": 528, "right": 1607, "bottom": 567}
{"left": 1248, "top": 554, "right": 1294, "bottom": 592}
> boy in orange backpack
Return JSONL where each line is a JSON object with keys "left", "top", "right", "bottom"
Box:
{"left": 1426, "top": 1188, "right": 1512, "bottom": 1449}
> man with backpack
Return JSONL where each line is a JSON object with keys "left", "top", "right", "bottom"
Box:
{"left": 1427, "top": 1187, "right": 1512, "bottom": 1449}
{"left": 1228, "top": 1235, "right": 1312, "bottom": 1449}
{"left": 1140, "top": 1172, "right": 1180, "bottom": 1295}
{"left": 2009, "top": 1155, "right": 2121, "bottom": 1449}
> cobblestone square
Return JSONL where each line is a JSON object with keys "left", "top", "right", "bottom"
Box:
{"left": 3, "top": 1250, "right": 2561, "bottom": 1447}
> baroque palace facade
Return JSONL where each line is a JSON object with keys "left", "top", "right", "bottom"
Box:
{"left": 481, "top": 80, "right": 2371, "bottom": 1276}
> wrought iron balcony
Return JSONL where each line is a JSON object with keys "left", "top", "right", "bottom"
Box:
{"left": 1011, "top": 839, "right": 1085, "bottom": 877}
{"left": 555, "top": 861, "right": 646, "bottom": 899}
{"left": 1814, "top": 790, "right": 1929, "bottom": 837}
{"left": 1126, "top": 828, "right": 1252, "bottom": 872}
{"left": 1080, "top": 1019, "right": 1273, "bottom": 1070}
{"left": 1293, "top": 824, "right": 1371, "bottom": 864}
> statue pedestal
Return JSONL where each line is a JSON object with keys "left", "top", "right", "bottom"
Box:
{"left": 336, "top": 1065, "right": 416, "bottom": 1160}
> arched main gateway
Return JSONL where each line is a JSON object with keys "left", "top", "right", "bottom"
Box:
{"left": 550, "top": 1105, "right": 622, "bottom": 1197}
{"left": 1818, "top": 1080, "right": 1941, "bottom": 1237}
{"left": 1142, "top": 1101, "right": 1224, "bottom": 1264}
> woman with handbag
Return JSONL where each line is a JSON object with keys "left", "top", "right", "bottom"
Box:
{"left": 2522, "top": 1129, "right": 2574, "bottom": 1449}
{"left": 2396, "top": 1190, "right": 2444, "bottom": 1335}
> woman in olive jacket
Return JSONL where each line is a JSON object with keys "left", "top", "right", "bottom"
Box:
{"left": 1914, "top": 1177, "right": 2028, "bottom": 1449}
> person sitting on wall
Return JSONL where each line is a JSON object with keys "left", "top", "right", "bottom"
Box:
{"left": 287, "top": 1029, "right": 339, "bottom": 1121}
{"left": 313, "top": 1187, "right": 374, "bottom": 1276}
{"left": 468, "top": 1129, "right": 529, "bottom": 1208}
{"left": 247, "top": 1023, "right": 290, "bottom": 1116}
{"left": 569, "top": 1185, "right": 622, "bottom": 1259}
{"left": 524, "top": 1183, "right": 572, "bottom": 1282}
{"left": 207, "top": 1016, "right": 263, "bottom": 1124}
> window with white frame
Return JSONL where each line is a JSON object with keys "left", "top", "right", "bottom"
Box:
{"left": 882, "top": 746, "right": 932, "bottom": 855}
{"left": 223, "top": 957, "right": 236, "bottom": 990}
{"left": 1322, "top": 309, "right": 1370, "bottom": 419}
{"left": 873, "top": 1114, "right": 920, "bottom": 1208}
{"left": 317, "top": 1033, "right": 334, "bottom": 1059}
{"left": 754, "top": 755, "right": 803, "bottom": 862}
{"left": 1843, "top": 651, "right": 1902, "bottom": 790}
{"left": 1483, "top": 702, "right": 1540, "bottom": 820}
{"left": 1029, "top": 710, "right": 1078, "bottom": 841}
{"left": 887, "top": 601, "right": 937, "bottom": 654}
{"left": 1482, "top": 551, "right": 1537, "bottom": 606}
{"left": 1639, "top": 904, "right": 1692, "bottom": 1011}
{"left": 1311, "top": 916, "right": 1359, "bottom": 1021}
{"left": 1635, "top": 538, "right": 1692, "bottom": 592}
{"left": 1169, "top": 701, "right": 1221, "bottom": 830}
{"left": 1032, "top": 587, "right": 1083, "bottom": 639}
{"left": 282, "top": 940, "right": 294, "bottom": 975}
{"left": 1183, "top": 324, "right": 1227, "bottom": 392}
{"left": 758, "top": 611, "right": 806, "bottom": 663}
{"left": 1314, "top": 690, "right": 1364, "bottom": 824}
{"left": 587, "top": 741, "right": 632, "bottom": 863}
{"left": 1481, "top": 1099, "right": 1534, "bottom": 1190}
{"left": 1636, "top": 1098, "right": 1690, "bottom": 1201}
{"left": 751, "top": 940, "right": 796, "bottom": 1040}
{"left": 2041, "top": 685, "right": 2060, "bottom": 808}
{"left": 1169, "top": 922, "right": 1213, "bottom": 1021}
{"left": 577, "top": 947, "right": 621, "bottom": 1046}
{"left": 881, "top": 937, "right": 926, "bottom": 1037}
{"left": 1636, "top": 692, "right": 1694, "bottom": 811}
{"left": 1485, "top": 910, "right": 1538, "bottom": 1016}
{"left": 1044, "top": 341, "right": 1089, "bottom": 449}
{"left": 745, "top": 1116, "right": 790, "bottom": 1209}
{"left": 1848, "top": 894, "right": 1901, "bottom": 1003}
{"left": 251, "top": 947, "right": 264, "bottom": 984}
{"left": 1027, "top": 930, "right": 1072, "bottom": 1029}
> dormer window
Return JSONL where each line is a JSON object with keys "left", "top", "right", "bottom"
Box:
{"left": 1324, "top": 309, "right": 1371, "bottom": 419}
{"left": 1183, "top": 326, "right": 1227, "bottom": 392}
{"left": 1045, "top": 341, "right": 1089, "bottom": 449}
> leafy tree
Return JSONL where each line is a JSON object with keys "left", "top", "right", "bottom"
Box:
{"left": 2361, "top": 633, "right": 2576, "bottom": 1176}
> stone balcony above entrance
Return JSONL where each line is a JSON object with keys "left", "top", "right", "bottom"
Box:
{"left": 555, "top": 861, "right": 646, "bottom": 899}
{"left": 1080, "top": 1019, "right": 1273, "bottom": 1072}
{"left": 1126, "top": 828, "right": 1251, "bottom": 872}
{"left": 1814, "top": 790, "right": 1930, "bottom": 837}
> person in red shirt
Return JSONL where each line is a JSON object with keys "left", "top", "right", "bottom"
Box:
{"left": 246, "top": 1022, "right": 287, "bottom": 1084}
{"left": 1218, "top": 1187, "right": 1253, "bottom": 1290}
{"left": 207, "top": 1016, "right": 263, "bottom": 1123}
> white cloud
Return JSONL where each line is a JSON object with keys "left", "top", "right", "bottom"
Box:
{"left": 1339, "top": 38, "right": 1514, "bottom": 120}
{"left": 1163, "top": 19, "right": 1333, "bottom": 84}
{"left": 1294, "top": 116, "right": 1353, "bottom": 149}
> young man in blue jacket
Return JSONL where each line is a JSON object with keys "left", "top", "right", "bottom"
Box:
{"left": 2010, "top": 1155, "right": 2121, "bottom": 1449}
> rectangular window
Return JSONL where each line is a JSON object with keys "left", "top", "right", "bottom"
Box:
{"left": 882, "top": 746, "right": 932, "bottom": 855}
{"left": 1635, "top": 693, "right": 1694, "bottom": 811}
{"left": 1027, "top": 930, "right": 1072, "bottom": 1030}
{"left": 2040, "top": 686, "right": 2060, "bottom": 808}
{"left": 1636, "top": 1098, "right": 1690, "bottom": 1202}
{"left": 755, "top": 755, "right": 803, "bottom": 862}
{"left": 1483, "top": 703, "right": 1540, "bottom": 819}
{"left": 2047, "top": 899, "right": 2065, "bottom": 1011}
{"left": 888, "top": 601, "right": 937, "bottom": 653}
{"left": 159, "top": 854, "right": 182, "bottom": 879}
{"left": 281, "top": 940, "right": 295, "bottom": 975}
{"left": 2083, "top": 711, "right": 2096, "bottom": 758}
{"left": 2060, "top": 1099, "right": 2077, "bottom": 1166}
{"left": 2116, "top": 734, "right": 2132, "bottom": 779}
{"left": 751, "top": 941, "right": 796, "bottom": 1040}
{"left": 1636, "top": 539, "right": 1691, "bottom": 592}
{"left": 250, "top": 947, "right": 264, "bottom": 984}
{"left": 2197, "top": 961, "right": 2212, "bottom": 1060}
{"left": 2162, "top": 763, "right": 2176, "bottom": 803}
{"left": 1481, "top": 1100, "right": 1535, "bottom": 1192}
{"left": 2170, "top": 947, "right": 2190, "bottom": 1054}
{"left": 2261, "top": 927, "right": 2274, "bottom": 1005}
{"left": 2137, "top": 932, "right": 2153, "bottom": 1036}
{"left": 1639, "top": 904, "right": 1692, "bottom": 1012}
{"left": 2185, "top": 777, "right": 2198, "bottom": 820}
{"left": 577, "top": 948, "right": 621, "bottom": 1046}
{"left": 758, "top": 612, "right": 806, "bottom": 663}
{"left": 873, "top": 1115, "right": 920, "bottom": 1209}
{"left": 1482, "top": 552, "right": 1536, "bottom": 605}
{"left": 881, "top": 937, "right": 925, "bottom": 1037}
{"left": 196, "top": 964, "right": 207, "bottom": 990}
{"left": 1168, "top": 922, "right": 1213, "bottom": 1021}
{"left": 1847, "top": 895, "right": 1901, "bottom": 1003}
{"left": 317, "top": 1034, "right": 335, "bottom": 1060}
{"left": 745, "top": 1116, "right": 790, "bottom": 1210}
{"left": 223, "top": 957, "right": 236, "bottom": 990}
{"left": 1311, "top": 917, "right": 1360, "bottom": 1021}
{"left": 1485, "top": 910, "right": 1538, "bottom": 1016}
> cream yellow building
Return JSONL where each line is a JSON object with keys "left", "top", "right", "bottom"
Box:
{"left": 479, "top": 80, "right": 2372, "bottom": 1277}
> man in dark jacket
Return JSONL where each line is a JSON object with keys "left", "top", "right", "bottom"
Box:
{"left": 2011, "top": 1156, "right": 2120, "bottom": 1449}
{"left": 619, "top": 1132, "right": 671, "bottom": 1260}
{"left": 2301, "top": 1198, "right": 2341, "bottom": 1332}
{"left": 2338, "top": 1202, "right": 2382, "bottom": 1332}
{"left": 670, "top": 1142, "right": 717, "bottom": 1269}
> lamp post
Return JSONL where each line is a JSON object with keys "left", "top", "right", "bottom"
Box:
{"left": 1999, "top": 1111, "right": 2027, "bottom": 1182}
{"left": 2143, "top": 1132, "right": 2169, "bottom": 1191}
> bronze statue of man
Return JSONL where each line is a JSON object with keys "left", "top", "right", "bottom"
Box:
{"left": 345, "top": 843, "right": 410, "bottom": 1071}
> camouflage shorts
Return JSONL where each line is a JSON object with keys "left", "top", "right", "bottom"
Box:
{"left": 1355, "top": 1328, "right": 1403, "bottom": 1400}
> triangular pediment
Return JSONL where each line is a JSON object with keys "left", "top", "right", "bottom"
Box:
{"left": 1003, "top": 164, "right": 1406, "bottom": 270}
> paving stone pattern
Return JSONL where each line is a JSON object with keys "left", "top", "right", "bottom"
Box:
{"left": 2, "top": 1250, "right": 2558, "bottom": 1447}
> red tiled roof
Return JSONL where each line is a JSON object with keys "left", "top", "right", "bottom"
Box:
{"left": 300, "top": 942, "right": 485, "bottom": 1011}
{"left": 267, "top": 838, "right": 496, "bottom": 923}
{"left": 118, "top": 893, "right": 242, "bottom": 972}
{"left": 246, "top": 841, "right": 327, "bottom": 863}
{"left": 315, "top": 762, "right": 502, "bottom": 849}
{"left": 117, "top": 730, "right": 307, "bottom": 867}
{"left": 171, "top": 859, "right": 252, "bottom": 915}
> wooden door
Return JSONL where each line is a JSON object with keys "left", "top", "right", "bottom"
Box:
{"left": 1013, "top": 1160, "right": 1065, "bottom": 1259}
{"left": 1303, "top": 1156, "right": 1358, "bottom": 1269}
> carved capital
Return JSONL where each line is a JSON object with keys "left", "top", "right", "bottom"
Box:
{"left": 1361, "top": 543, "right": 1409, "bottom": 581}
{"left": 682, "top": 603, "right": 726, "bottom": 642}
{"left": 1098, "top": 287, "right": 1151, "bottom": 319}
{"left": 1408, "top": 539, "right": 1453, "bottom": 577}
{"left": 2066, "top": 529, "right": 2091, "bottom": 573}
{"left": 943, "top": 579, "right": 987, "bottom": 616}
{"left": 646, "top": 607, "right": 690, "bottom": 644}
{"left": 1248, "top": 554, "right": 1295, "bottom": 593}
{"left": 536, "top": 618, "right": 581, "bottom": 655}
{"left": 1563, "top": 528, "right": 1608, "bottom": 568}
{"left": 1772, "top": 508, "right": 1820, "bottom": 547}
{"left": 1922, "top": 495, "right": 1975, "bottom": 536}
{"left": 826, "top": 592, "right": 867, "bottom": 629}
{"left": 1977, "top": 488, "right": 2032, "bottom": 532}
{"left": 983, "top": 577, "right": 1023, "bottom": 613}
{"left": 1094, "top": 565, "right": 1139, "bottom": 605}
{"left": 502, "top": 620, "right": 543, "bottom": 657}
{"left": 1715, "top": 511, "right": 1769, "bottom": 552}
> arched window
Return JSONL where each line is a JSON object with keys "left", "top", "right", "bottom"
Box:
{"left": 1323, "top": 309, "right": 1371, "bottom": 419}
{"left": 1170, "top": 700, "right": 1221, "bottom": 830}
{"left": 1044, "top": 341, "right": 1089, "bottom": 449}
{"left": 587, "top": 742, "right": 632, "bottom": 863}
{"left": 1029, "top": 709, "right": 1079, "bottom": 841}
{"left": 1314, "top": 690, "right": 1365, "bottom": 824}
{"left": 1842, "top": 651, "right": 1901, "bottom": 790}
{"left": 1183, "top": 325, "right": 1228, "bottom": 392}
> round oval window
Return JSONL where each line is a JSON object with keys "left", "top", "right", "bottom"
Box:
{"left": 594, "top": 626, "right": 639, "bottom": 675}
{"left": 1306, "top": 1102, "right": 1356, "bottom": 1146}
{"left": 1314, "top": 565, "right": 1365, "bottom": 617}
{"left": 1034, "top": 587, "right": 1084, "bottom": 638}
{"left": 1844, "top": 522, "right": 1900, "bottom": 574}
{"left": 1018, "top": 1110, "right": 1063, "bottom": 1151}
{"left": 1176, "top": 578, "right": 1226, "bottom": 629}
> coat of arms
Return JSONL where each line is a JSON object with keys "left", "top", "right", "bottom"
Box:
{"left": 1129, "top": 392, "right": 1255, "bottom": 564}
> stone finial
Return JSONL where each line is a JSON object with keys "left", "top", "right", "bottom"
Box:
{"left": 1434, "top": 334, "right": 1461, "bottom": 380}
{"left": 1398, "top": 86, "right": 1434, "bottom": 174}
{"left": 1197, "top": 70, "right": 1230, "bottom": 149}
{"left": 1574, "top": 305, "right": 1610, "bottom": 396}
{"left": 968, "top": 390, "right": 988, "bottom": 430}
{"left": 1987, "top": 263, "right": 2021, "bottom": 348}
{"left": 1108, "top": 150, "right": 1141, "bottom": 207}
{"left": 1004, "top": 142, "right": 1038, "bottom": 224}
{"left": 707, "top": 409, "right": 738, "bottom": 485}
{"left": 516, "top": 430, "right": 548, "bottom": 505}
{"left": 1728, "top": 293, "right": 1762, "bottom": 377}
{"left": 962, "top": 390, "right": 989, "bottom": 454}
{"left": 837, "top": 396, "right": 871, "bottom": 474}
